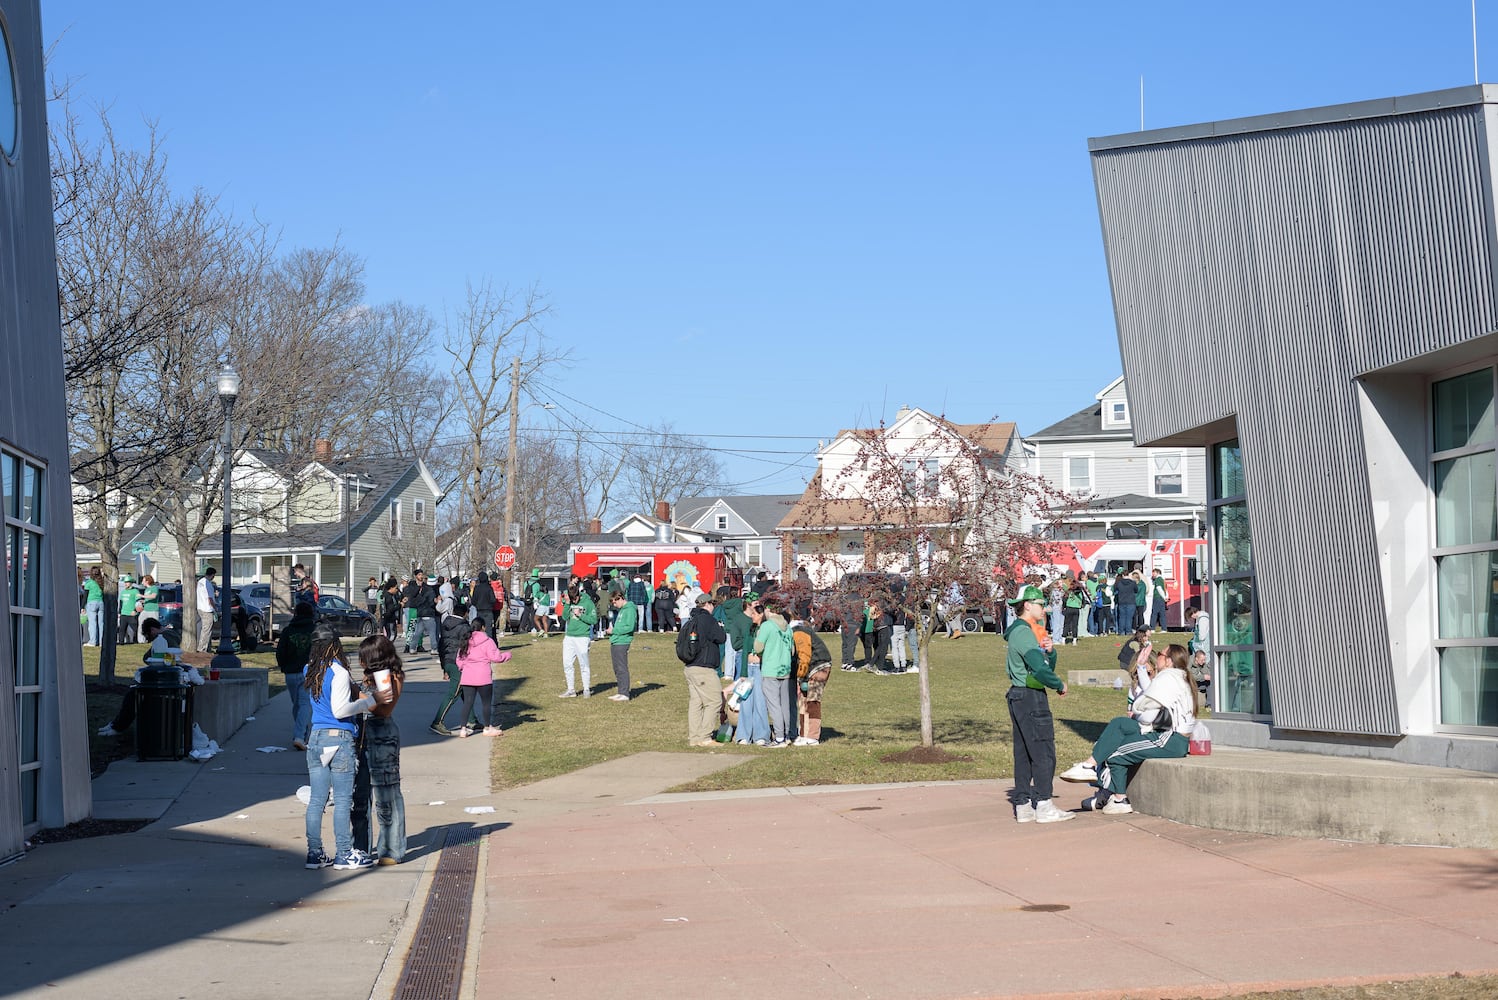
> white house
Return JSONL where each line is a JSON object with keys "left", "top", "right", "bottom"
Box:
{"left": 777, "top": 407, "right": 1023, "bottom": 587}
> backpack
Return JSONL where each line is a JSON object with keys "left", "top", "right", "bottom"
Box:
{"left": 675, "top": 619, "right": 699, "bottom": 663}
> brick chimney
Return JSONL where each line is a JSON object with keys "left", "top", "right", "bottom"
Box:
{"left": 589, "top": 517, "right": 602, "bottom": 534}
{"left": 655, "top": 500, "right": 670, "bottom": 522}
{"left": 314, "top": 439, "right": 332, "bottom": 463}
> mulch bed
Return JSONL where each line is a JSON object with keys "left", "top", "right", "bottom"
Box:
{"left": 880, "top": 745, "right": 973, "bottom": 765}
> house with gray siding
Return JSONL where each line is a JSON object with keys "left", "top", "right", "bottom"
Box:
{"left": 1025, "top": 377, "right": 1206, "bottom": 541}
{"left": 1090, "top": 84, "right": 1498, "bottom": 771}
{"left": 0, "top": 0, "right": 92, "bottom": 855}
{"left": 672, "top": 494, "right": 798, "bottom": 576}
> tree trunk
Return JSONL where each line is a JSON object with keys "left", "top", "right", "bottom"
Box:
{"left": 918, "top": 632, "right": 933, "bottom": 747}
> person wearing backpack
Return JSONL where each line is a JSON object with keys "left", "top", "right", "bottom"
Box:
{"left": 790, "top": 615, "right": 832, "bottom": 745}
{"left": 747, "top": 598, "right": 794, "bottom": 748}
{"left": 679, "top": 591, "right": 726, "bottom": 746}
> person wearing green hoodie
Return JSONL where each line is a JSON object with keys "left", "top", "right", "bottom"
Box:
{"left": 718, "top": 586, "right": 751, "bottom": 681}
{"left": 1004, "top": 584, "right": 1072, "bottom": 825}
{"left": 605, "top": 591, "right": 637, "bottom": 701}
{"left": 559, "top": 584, "right": 597, "bottom": 698}
{"left": 117, "top": 574, "right": 142, "bottom": 644}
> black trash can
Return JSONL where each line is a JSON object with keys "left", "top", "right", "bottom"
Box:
{"left": 136, "top": 665, "right": 190, "bottom": 761}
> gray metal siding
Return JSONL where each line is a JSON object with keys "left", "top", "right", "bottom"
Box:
{"left": 1091, "top": 97, "right": 1498, "bottom": 736}
{"left": 0, "top": 0, "right": 92, "bottom": 846}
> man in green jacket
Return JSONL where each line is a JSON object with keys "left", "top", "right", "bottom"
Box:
{"left": 605, "top": 592, "right": 637, "bottom": 701}
{"left": 718, "top": 586, "right": 751, "bottom": 681}
{"left": 559, "top": 584, "right": 597, "bottom": 698}
{"left": 1004, "top": 584, "right": 1072, "bottom": 825}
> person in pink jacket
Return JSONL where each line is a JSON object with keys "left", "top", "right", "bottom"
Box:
{"left": 454, "top": 623, "right": 510, "bottom": 737}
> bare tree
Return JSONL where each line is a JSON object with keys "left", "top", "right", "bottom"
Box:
{"left": 620, "top": 422, "right": 726, "bottom": 516}
{"left": 791, "top": 415, "right": 1070, "bottom": 748}
{"left": 440, "top": 281, "right": 558, "bottom": 576}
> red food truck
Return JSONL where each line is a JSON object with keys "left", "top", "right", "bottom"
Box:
{"left": 568, "top": 542, "right": 744, "bottom": 596}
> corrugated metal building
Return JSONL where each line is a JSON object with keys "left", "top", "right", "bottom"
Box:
{"left": 1090, "top": 85, "right": 1498, "bottom": 770}
{"left": 0, "top": 0, "right": 93, "bottom": 860}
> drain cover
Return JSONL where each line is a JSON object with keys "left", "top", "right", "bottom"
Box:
{"left": 394, "top": 826, "right": 483, "bottom": 999}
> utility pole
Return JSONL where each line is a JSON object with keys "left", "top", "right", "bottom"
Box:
{"left": 503, "top": 355, "right": 521, "bottom": 599}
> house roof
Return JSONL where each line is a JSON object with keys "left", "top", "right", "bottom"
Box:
{"left": 1051, "top": 492, "right": 1203, "bottom": 518}
{"left": 1027, "top": 403, "right": 1132, "bottom": 441}
{"left": 675, "top": 494, "right": 800, "bottom": 535}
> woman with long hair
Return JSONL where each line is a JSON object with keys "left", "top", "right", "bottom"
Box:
{"left": 358, "top": 634, "right": 407, "bottom": 865}
{"left": 303, "top": 626, "right": 377, "bottom": 870}
{"left": 1059, "top": 643, "right": 1200, "bottom": 815}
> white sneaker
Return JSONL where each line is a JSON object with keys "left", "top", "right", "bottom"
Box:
{"left": 1015, "top": 802, "right": 1036, "bottom": 823}
{"left": 96, "top": 724, "right": 117, "bottom": 737}
{"left": 793, "top": 736, "right": 820, "bottom": 746}
{"left": 904, "top": 666, "right": 919, "bottom": 674}
{"left": 1101, "top": 796, "right": 1134, "bottom": 815}
{"left": 1034, "top": 799, "right": 1075, "bottom": 824}
{"left": 608, "top": 694, "right": 629, "bottom": 701}
{"left": 1059, "top": 762, "right": 1098, "bottom": 783}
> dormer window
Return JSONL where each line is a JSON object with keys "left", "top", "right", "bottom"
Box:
{"left": 1110, "top": 401, "right": 1129, "bottom": 425}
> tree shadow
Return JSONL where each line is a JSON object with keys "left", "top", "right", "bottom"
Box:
{"left": 1058, "top": 717, "right": 1109, "bottom": 744}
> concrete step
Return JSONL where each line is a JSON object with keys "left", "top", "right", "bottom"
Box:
{"left": 1128, "top": 746, "right": 1498, "bottom": 849}
{"left": 1067, "top": 668, "right": 1127, "bottom": 688}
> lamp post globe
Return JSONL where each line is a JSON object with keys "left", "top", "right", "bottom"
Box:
{"left": 212, "top": 363, "right": 242, "bottom": 673}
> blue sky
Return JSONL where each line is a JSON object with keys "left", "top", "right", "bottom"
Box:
{"left": 41, "top": 1, "right": 1493, "bottom": 494}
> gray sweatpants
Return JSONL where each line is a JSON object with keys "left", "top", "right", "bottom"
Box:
{"left": 763, "top": 674, "right": 790, "bottom": 742}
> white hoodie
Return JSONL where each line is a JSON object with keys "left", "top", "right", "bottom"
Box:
{"left": 1131, "top": 669, "right": 1197, "bottom": 736}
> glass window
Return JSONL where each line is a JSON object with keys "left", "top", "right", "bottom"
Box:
{"left": 1214, "top": 440, "right": 1244, "bottom": 498}
{"left": 1214, "top": 503, "right": 1252, "bottom": 573}
{"left": 16, "top": 690, "right": 37, "bottom": 764}
{"left": 1216, "top": 579, "right": 1258, "bottom": 645}
{"left": 1221, "top": 650, "right": 1269, "bottom": 715}
{"left": 747, "top": 540, "right": 762, "bottom": 566}
{"left": 716, "top": 515, "right": 727, "bottom": 530}
{"left": 1436, "top": 551, "right": 1498, "bottom": 638}
{"left": 1434, "top": 369, "right": 1496, "bottom": 453}
{"left": 17, "top": 613, "right": 38, "bottom": 686}
{"left": 1153, "top": 451, "right": 1184, "bottom": 495}
{"left": 0, "top": 17, "right": 16, "bottom": 158}
{"left": 1439, "top": 646, "right": 1498, "bottom": 727}
{"left": 20, "top": 530, "right": 40, "bottom": 607}
{"left": 1, "top": 451, "right": 15, "bottom": 517}
{"left": 1065, "top": 455, "right": 1092, "bottom": 492}
{"left": 21, "top": 460, "right": 39, "bottom": 525}
{"left": 1111, "top": 401, "right": 1128, "bottom": 423}
{"left": 1435, "top": 452, "right": 1498, "bottom": 547}
{"left": 19, "top": 770, "right": 36, "bottom": 827}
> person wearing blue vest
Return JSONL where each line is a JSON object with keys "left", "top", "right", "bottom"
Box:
{"left": 303, "top": 624, "right": 377, "bottom": 870}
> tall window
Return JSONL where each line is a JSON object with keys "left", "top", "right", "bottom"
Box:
{"left": 1432, "top": 367, "right": 1498, "bottom": 729}
{"left": 902, "top": 458, "right": 940, "bottom": 495}
{"left": 1210, "top": 440, "right": 1268, "bottom": 715}
{"left": 747, "top": 540, "right": 762, "bottom": 567}
{"left": 388, "top": 500, "right": 402, "bottom": 539}
{"left": 1151, "top": 450, "right": 1185, "bottom": 496}
{"left": 1063, "top": 453, "right": 1093, "bottom": 492}
{"left": 413, "top": 499, "right": 426, "bottom": 525}
{"left": 716, "top": 515, "right": 727, "bottom": 531}
{"left": 4, "top": 449, "right": 46, "bottom": 827}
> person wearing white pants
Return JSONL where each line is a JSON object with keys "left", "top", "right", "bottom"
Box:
{"left": 558, "top": 584, "right": 597, "bottom": 698}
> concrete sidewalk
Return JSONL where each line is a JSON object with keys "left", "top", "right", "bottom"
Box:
{"left": 0, "top": 652, "right": 502, "bottom": 1000}
{"left": 482, "top": 776, "right": 1498, "bottom": 999}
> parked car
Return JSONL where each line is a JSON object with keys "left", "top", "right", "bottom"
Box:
{"left": 157, "top": 583, "right": 264, "bottom": 648}
{"left": 314, "top": 594, "right": 377, "bottom": 637}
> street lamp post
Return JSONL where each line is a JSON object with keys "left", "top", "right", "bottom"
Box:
{"left": 212, "top": 365, "right": 242, "bottom": 673}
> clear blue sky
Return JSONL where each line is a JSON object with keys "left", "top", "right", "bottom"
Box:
{"left": 41, "top": 1, "right": 1491, "bottom": 494}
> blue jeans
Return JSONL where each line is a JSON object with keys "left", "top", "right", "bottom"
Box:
{"left": 1117, "top": 603, "right": 1136, "bottom": 634}
{"left": 366, "top": 715, "right": 406, "bottom": 862}
{"left": 285, "top": 672, "right": 311, "bottom": 745}
{"left": 408, "top": 615, "right": 438, "bottom": 653}
{"left": 305, "top": 728, "right": 357, "bottom": 858}
{"left": 86, "top": 600, "right": 104, "bottom": 645}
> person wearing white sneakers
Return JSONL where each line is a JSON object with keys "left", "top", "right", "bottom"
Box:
{"left": 1003, "top": 584, "right": 1073, "bottom": 824}
{"left": 604, "top": 591, "right": 637, "bottom": 701}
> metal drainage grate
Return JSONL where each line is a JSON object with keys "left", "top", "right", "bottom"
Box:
{"left": 394, "top": 826, "right": 484, "bottom": 1000}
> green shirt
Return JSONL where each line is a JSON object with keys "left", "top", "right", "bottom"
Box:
{"left": 1003, "top": 619, "right": 1063, "bottom": 692}
{"left": 83, "top": 578, "right": 103, "bottom": 603}
{"left": 562, "top": 595, "right": 597, "bottom": 637}
{"left": 139, "top": 585, "right": 160, "bottom": 617}
{"left": 609, "top": 601, "right": 637, "bottom": 645}
{"left": 119, "top": 586, "right": 141, "bottom": 614}
{"left": 752, "top": 614, "right": 794, "bottom": 679}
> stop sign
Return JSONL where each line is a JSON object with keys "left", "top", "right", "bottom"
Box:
{"left": 493, "top": 546, "right": 516, "bottom": 570}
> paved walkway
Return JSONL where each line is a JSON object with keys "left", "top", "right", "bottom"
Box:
{"left": 7, "top": 655, "right": 1498, "bottom": 999}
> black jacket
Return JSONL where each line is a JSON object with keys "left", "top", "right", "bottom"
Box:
{"left": 470, "top": 574, "right": 496, "bottom": 611}
{"left": 684, "top": 607, "right": 726, "bottom": 669}
{"left": 275, "top": 616, "right": 317, "bottom": 675}
{"left": 437, "top": 612, "right": 472, "bottom": 665}
{"left": 404, "top": 582, "right": 437, "bottom": 617}
{"left": 1114, "top": 577, "right": 1139, "bottom": 605}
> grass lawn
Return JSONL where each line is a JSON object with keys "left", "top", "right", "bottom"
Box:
{"left": 489, "top": 627, "right": 1195, "bottom": 793}
{"left": 82, "top": 643, "right": 286, "bottom": 774}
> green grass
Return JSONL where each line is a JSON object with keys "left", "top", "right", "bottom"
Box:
{"left": 490, "top": 628, "right": 1196, "bottom": 792}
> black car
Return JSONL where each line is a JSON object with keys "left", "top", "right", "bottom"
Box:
{"left": 157, "top": 583, "right": 265, "bottom": 648}
{"left": 315, "top": 594, "right": 377, "bottom": 637}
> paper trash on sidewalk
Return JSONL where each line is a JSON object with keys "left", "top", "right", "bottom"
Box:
{"left": 464, "top": 806, "right": 496, "bottom": 814}
{"left": 427, "top": 801, "right": 446, "bottom": 806}
{"left": 189, "top": 723, "right": 220, "bottom": 760}
{"left": 256, "top": 746, "right": 288, "bottom": 753}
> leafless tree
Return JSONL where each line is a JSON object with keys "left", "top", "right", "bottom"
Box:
{"left": 440, "top": 281, "right": 558, "bottom": 574}
{"left": 619, "top": 422, "right": 726, "bottom": 516}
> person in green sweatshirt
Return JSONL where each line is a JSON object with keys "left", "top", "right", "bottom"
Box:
{"left": 559, "top": 584, "right": 597, "bottom": 698}
{"left": 718, "top": 586, "right": 751, "bottom": 681}
{"left": 605, "top": 591, "right": 637, "bottom": 701}
{"left": 117, "top": 574, "right": 142, "bottom": 644}
{"left": 1004, "top": 584, "right": 1072, "bottom": 825}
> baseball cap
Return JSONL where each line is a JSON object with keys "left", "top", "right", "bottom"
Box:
{"left": 695, "top": 592, "right": 715, "bottom": 605}
{"left": 1008, "top": 584, "right": 1047, "bottom": 606}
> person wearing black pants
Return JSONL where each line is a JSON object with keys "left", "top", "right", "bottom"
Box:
{"left": 1003, "top": 585, "right": 1072, "bottom": 824}
{"left": 470, "top": 570, "right": 497, "bottom": 639}
{"left": 429, "top": 601, "right": 475, "bottom": 736}
{"left": 867, "top": 596, "right": 894, "bottom": 673}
